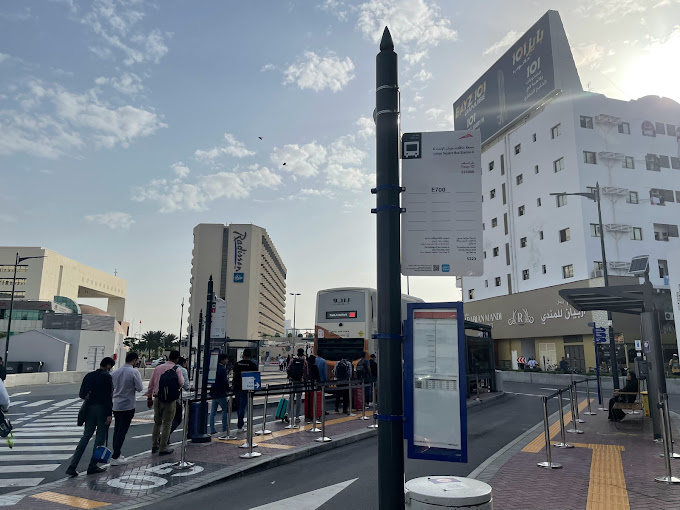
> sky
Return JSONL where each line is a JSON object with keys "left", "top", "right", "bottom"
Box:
{"left": 1, "top": 0, "right": 680, "bottom": 336}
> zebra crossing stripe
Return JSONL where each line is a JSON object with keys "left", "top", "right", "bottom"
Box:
{"left": 0, "top": 478, "right": 44, "bottom": 488}
{"left": 22, "top": 400, "right": 54, "bottom": 408}
{"left": 1, "top": 438, "right": 81, "bottom": 444}
{"left": 7, "top": 401, "right": 27, "bottom": 407}
{"left": 0, "top": 454, "right": 72, "bottom": 462}
{"left": 11, "top": 431, "right": 84, "bottom": 437}
{"left": 22, "top": 424, "right": 83, "bottom": 429}
{"left": 0, "top": 464, "right": 60, "bottom": 473}
{"left": 0, "top": 445, "right": 75, "bottom": 452}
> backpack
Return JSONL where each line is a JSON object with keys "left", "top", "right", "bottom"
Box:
{"left": 158, "top": 366, "right": 180, "bottom": 402}
{"left": 335, "top": 360, "right": 349, "bottom": 381}
{"left": 287, "top": 358, "right": 305, "bottom": 381}
{"left": 356, "top": 359, "right": 370, "bottom": 379}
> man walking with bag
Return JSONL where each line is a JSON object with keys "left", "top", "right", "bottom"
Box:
{"left": 110, "top": 352, "right": 143, "bottom": 465}
{"left": 287, "top": 348, "right": 308, "bottom": 424}
{"left": 146, "top": 350, "right": 184, "bottom": 455}
{"left": 234, "top": 349, "right": 258, "bottom": 432}
{"left": 209, "top": 354, "right": 229, "bottom": 435}
{"left": 67, "top": 357, "right": 115, "bottom": 477}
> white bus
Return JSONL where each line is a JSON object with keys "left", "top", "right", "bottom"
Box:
{"left": 314, "top": 287, "right": 423, "bottom": 364}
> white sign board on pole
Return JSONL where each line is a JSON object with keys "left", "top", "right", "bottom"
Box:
{"left": 401, "top": 130, "right": 483, "bottom": 276}
{"left": 210, "top": 297, "right": 227, "bottom": 339}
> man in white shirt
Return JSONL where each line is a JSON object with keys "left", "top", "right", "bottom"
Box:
{"left": 0, "top": 377, "right": 9, "bottom": 412}
{"left": 111, "top": 352, "right": 143, "bottom": 465}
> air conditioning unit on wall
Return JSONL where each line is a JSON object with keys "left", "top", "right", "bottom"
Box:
{"left": 665, "top": 312, "right": 675, "bottom": 321}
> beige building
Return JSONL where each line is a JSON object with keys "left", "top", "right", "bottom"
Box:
{"left": 188, "top": 224, "right": 286, "bottom": 341}
{"left": 0, "top": 247, "right": 126, "bottom": 321}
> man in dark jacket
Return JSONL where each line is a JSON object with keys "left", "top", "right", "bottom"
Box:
{"left": 0, "top": 356, "right": 6, "bottom": 381}
{"left": 234, "top": 349, "right": 258, "bottom": 432}
{"left": 210, "top": 354, "right": 229, "bottom": 434}
{"left": 608, "top": 371, "right": 638, "bottom": 421}
{"left": 66, "top": 357, "right": 115, "bottom": 477}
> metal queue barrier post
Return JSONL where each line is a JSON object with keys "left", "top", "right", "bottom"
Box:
{"left": 309, "top": 382, "right": 322, "bottom": 433}
{"left": 567, "top": 384, "right": 584, "bottom": 434}
{"left": 285, "top": 383, "right": 297, "bottom": 429}
{"left": 359, "top": 381, "right": 370, "bottom": 420}
{"left": 256, "top": 385, "right": 272, "bottom": 436}
{"left": 660, "top": 392, "right": 680, "bottom": 460}
{"left": 655, "top": 394, "right": 680, "bottom": 483}
{"left": 554, "top": 390, "right": 574, "bottom": 449}
{"left": 368, "top": 381, "right": 378, "bottom": 429}
{"left": 239, "top": 391, "right": 261, "bottom": 458}
{"left": 218, "top": 394, "right": 237, "bottom": 440}
{"left": 348, "top": 379, "right": 357, "bottom": 416}
{"left": 315, "top": 382, "right": 332, "bottom": 442}
{"left": 582, "top": 379, "right": 596, "bottom": 415}
{"left": 173, "top": 397, "right": 195, "bottom": 469}
{"left": 574, "top": 381, "right": 585, "bottom": 423}
{"left": 537, "top": 395, "right": 562, "bottom": 469}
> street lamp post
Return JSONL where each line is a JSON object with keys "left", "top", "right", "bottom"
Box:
{"left": 289, "top": 293, "right": 301, "bottom": 338}
{"left": 550, "top": 182, "right": 619, "bottom": 389}
{"left": 3, "top": 252, "right": 47, "bottom": 365}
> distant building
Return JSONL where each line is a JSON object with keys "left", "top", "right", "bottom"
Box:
{"left": 188, "top": 224, "right": 287, "bottom": 342}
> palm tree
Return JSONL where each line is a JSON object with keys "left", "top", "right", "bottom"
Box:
{"left": 163, "top": 333, "right": 178, "bottom": 350}
{"left": 141, "top": 330, "right": 166, "bottom": 358}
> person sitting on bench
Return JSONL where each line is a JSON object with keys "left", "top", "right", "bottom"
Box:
{"left": 608, "top": 371, "right": 638, "bottom": 422}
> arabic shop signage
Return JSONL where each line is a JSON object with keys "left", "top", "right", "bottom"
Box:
{"left": 466, "top": 303, "right": 586, "bottom": 328}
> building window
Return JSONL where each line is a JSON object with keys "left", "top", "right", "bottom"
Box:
{"left": 659, "top": 155, "right": 670, "bottom": 168}
{"left": 646, "top": 154, "right": 660, "bottom": 171}
{"left": 0, "top": 278, "right": 27, "bottom": 286}
{"left": 539, "top": 230, "right": 544, "bottom": 240}
{"left": 500, "top": 155, "right": 505, "bottom": 175}
{"left": 504, "top": 213, "right": 509, "bottom": 234}
{"left": 654, "top": 223, "right": 679, "bottom": 241}
{"left": 0, "top": 291, "right": 26, "bottom": 299}
{"left": 495, "top": 277, "right": 501, "bottom": 287}
{"left": 618, "top": 122, "right": 630, "bottom": 134}
{"left": 518, "top": 205, "right": 525, "bottom": 216}
{"left": 515, "top": 144, "right": 521, "bottom": 155}
{"left": 485, "top": 280, "right": 488, "bottom": 288}
{"left": 594, "top": 261, "right": 604, "bottom": 271}
{"left": 468, "top": 289, "right": 475, "bottom": 300}
{"left": 537, "top": 197, "right": 542, "bottom": 207}
{"left": 520, "top": 237, "right": 527, "bottom": 248}
{"left": 0, "top": 266, "right": 28, "bottom": 273}
{"left": 542, "top": 264, "right": 547, "bottom": 274}
{"left": 492, "top": 218, "right": 498, "bottom": 228}
{"left": 655, "top": 122, "right": 666, "bottom": 135}
{"left": 623, "top": 156, "right": 635, "bottom": 169}
{"left": 659, "top": 260, "right": 669, "bottom": 279}
{"left": 556, "top": 195, "right": 567, "bottom": 208}
{"left": 631, "top": 227, "right": 643, "bottom": 240}
{"left": 502, "top": 183, "right": 506, "bottom": 204}
{"left": 532, "top": 133, "right": 537, "bottom": 142}
{"left": 522, "top": 269, "right": 530, "bottom": 280}
{"left": 554, "top": 157, "right": 565, "bottom": 173}
{"left": 667, "top": 124, "right": 677, "bottom": 136}
{"left": 516, "top": 174, "right": 523, "bottom": 185}
{"left": 489, "top": 161, "right": 494, "bottom": 171}
{"left": 535, "top": 164, "right": 539, "bottom": 174}
{"left": 583, "top": 151, "right": 597, "bottom": 164}
{"left": 483, "top": 251, "right": 487, "bottom": 259}
{"left": 493, "top": 247, "right": 499, "bottom": 257}
{"left": 590, "top": 223, "right": 601, "bottom": 237}
{"left": 562, "top": 264, "right": 574, "bottom": 279}
{"left": 580, "top": 116, "right": 593, "bottom": 129}
{"left": 559, "top": 228, "right": 571, "bottom": 242}
{"left": 490, "top": 189, "right": 496, "bottom": 199}
{"left": 551, "top": 124, "right": 561, "bottom": 139}
{"left": 642, "top": 121, "right": 656, "bottom": 137}
{"left": 672, "top": 157, "right": 680, "bottom": 170}
{"left": 626, "top": 191, "right": 638, "bottom": 204}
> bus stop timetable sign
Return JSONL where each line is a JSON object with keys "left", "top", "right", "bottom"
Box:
{"left": 404, "top": 301, "right": 468, "bottom": 463}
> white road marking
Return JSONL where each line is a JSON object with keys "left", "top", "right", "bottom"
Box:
{"left": 22, "top": 424, "right": 83, "bottom": 429}
{"left": 0, "top": 494, "right": 26, "bottom": 506}
{"left": 132, "top": 433, "right": 152, "bottom": 439}
{"left": 250, "top": 478, "right": 358, "bottom": 509}
{"left": 21, "top": 400, "right": 53, "bottom": 408}
{"left": 0, "top": 446, "right": 75, "bottom": 452}
{"left": 11, "top": 431, "right": 84, "bottom": 437}
{"left": 0, "top": 465, "right": 60, "bottom": 473}
{"left": 0, "top": 454, "right": 72, "bottom": 462}
{"left": 2, "top": 438, "right": 81, "bottom": 444}
{"left": 7, "top": 401, "right": 27, "bottom": 407}
{"left": 0, "top": 478, "right": 43, "bottom": 488}
{"left": 8, "top": 392, "right": 31, "bottom": 397}
{"left": 540, "top": 388, "right": 559, "bottom": 391}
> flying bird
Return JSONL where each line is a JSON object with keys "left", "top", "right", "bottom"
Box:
{"left": 258, "top": 136, "right": 262, "bottom": 140}
{"left": 282, "top": 162, "right": 287, "bottom": 166}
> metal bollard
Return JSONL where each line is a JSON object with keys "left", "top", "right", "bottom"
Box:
{"left": 554, "top": 390, "right": 574, "bottom": 449}
{"left": 218, "top": 394, "right": 237, "bottom": 440}
{"left": 537, "top": 395, "right": 562, "bottom": 469}
{"left": 655, "top": 395, "right": 680, "bottom": 482}
{"left": 660, "top": 393, "right": 680, "bottom": 459}
{"left": 368, "top": 381, "right": 378, "bottom": 429}
{"left": 309, "top": 383, "right": 322, "bottom": 432}
{"left": 567, "top": 384, "right": 584, "bottom": 434}
{"left": 239, "top": 391, "right": 261, "bottom": 458}
{"left": 348, "top": 379, "right": 357, "bottom": 416}
{"left": 285, "top": 383, "right": 297, "bottom": 429}
{"left": 256, "top": 386, "right": 272, "bottom": 436}
{"left": 359, "top": 381, "right": 370, "bottom": 420}
{"left": 315, "top": 383, "right": 331, "bottom": 442}
{"left": 173, "top": 398, "right": 195, "bottom": 469}
{"left": 582, "top": 379, "right": 596, "bottom": 415}
{"left": 574, "top": 382, "right": 585, "bottom": 423}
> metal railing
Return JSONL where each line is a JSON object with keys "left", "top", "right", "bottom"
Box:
{"left": 656, "top": 392, "right": 680, "bottom": 483}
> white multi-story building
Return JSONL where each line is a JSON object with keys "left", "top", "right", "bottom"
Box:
{"left": 188, "top": 223, "right": 287, "bottom": 341}
{"left": 457, "top": 11, "right": 679, "bottom": 371}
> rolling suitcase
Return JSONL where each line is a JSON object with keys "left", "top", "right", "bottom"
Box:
{"left": 304, "top": 391, "right": 323, "bottom": 420}
{"left": 275, "top": 397, "right": 288, "bottom": 420}
{"left": 352, "top": 386, "right": 364, "bottom": 411}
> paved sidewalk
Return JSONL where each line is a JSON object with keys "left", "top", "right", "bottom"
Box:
{"left": 473, "top": 397, "right": 680, "bottom": 509}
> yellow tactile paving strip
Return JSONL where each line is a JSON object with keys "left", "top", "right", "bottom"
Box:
{"left": 522, "top": 398, "right": 590, "bottom": 453}
{"left": 30, "top": 491, "right": 110, "bottom": 509}
{"left": 581, "top": 444, "right": 629, "bottom": 510}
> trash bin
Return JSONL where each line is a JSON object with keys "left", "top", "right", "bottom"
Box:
{"left": 188, "top": 401, "right": 208, "bottom": 439}
{"left": 405, "top": 477, "right": 493, "bottom": 509}
{"left": 641, "top": 391, "right": 649, "bottom": 417}
{"left": 494, "top": 370, "right": 503, "bottom": 393}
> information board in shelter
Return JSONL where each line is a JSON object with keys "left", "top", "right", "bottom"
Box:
{"left": 401, "top": 130, "right": 483, "bottom": 277}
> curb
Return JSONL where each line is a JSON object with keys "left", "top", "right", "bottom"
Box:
{"left": 466, "top": 391, "right": 506, "bottom": 409}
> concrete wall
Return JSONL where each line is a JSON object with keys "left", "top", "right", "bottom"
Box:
{"left": 4, "top": 367, "right": 152, "bottom": 387}
{"left": 4, "top": 330, "right": 70, "bottom": 372}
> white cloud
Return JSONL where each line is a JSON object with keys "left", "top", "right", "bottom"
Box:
{"left": 0, "top": 81, "right": 165, "bottom": 158}
{"left": 325, "top": 137, "right": 372, "bottom": 190}
{"left": 0, "top": 53, "right": 9, "bottom": 64}
{"left": 95, "top": 72, "right": 144, "bottom": 95}
{"left": 283, "top": 51, "right": 355, "bottom": 92}
{"left": 404, "top": 51, "right": 426, "bottom": 64}
{"left": 82, "top": 0, "right": 170, "bottom": 65}
{"left": 85, "top": 211, "right": 135, "bottom": 230}
{"left": 319, "top": 0, "right": 350, "bottom": 21}
{"left": 573, "top": 43, "right": 607, "bottom": 68}
{"left": 576, "top": 0, "right": 649, "bottom": 20}
{"left": 0, "top": 214, "right": 16, "bottom": 223}
{"left": 171, "top": 161, "right": 190, "bottom": 178}
{"left": 194, "top": 133, "right": 255, "bottom": 161}
{"left": 483, "top": 30, "right": 518, "bottom": 56}
{"left": 132, "top": 165, "right": 282, "bottom": 213}
{"left": 425, "top": 107, "right": 444, "bottom": 120}
{"left": 412, "top": 68, "right": 432, "bottom": 82}
{"left": 260, "top": 63, "right": 276, "bottom": 72}
{"left": 270, "top": 142, "right": 327, "bottom": 177}
{"left": 355, "top": 116, "right": 375, "bottom": 139}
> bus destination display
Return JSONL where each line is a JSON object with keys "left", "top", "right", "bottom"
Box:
{"left": 325, "top": 311, "right": 357, "bottom": 320}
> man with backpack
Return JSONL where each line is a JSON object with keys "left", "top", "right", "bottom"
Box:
{"left": 146, "top": 350, "right": 184, "bottom": 455}
{"left": 356, "top": 355, "right": 372, "bottom": 408}
{"left": 234, "top": 349, "right": 258, "bottom": 432}
{"left": 333, "top": 357, "right": 352, "bottom": 414}
{"left": 286, "top": 348, "right": 308, "bottom": 424}
{"left": 209, "top": 353, "right": 230, "bottom": 434}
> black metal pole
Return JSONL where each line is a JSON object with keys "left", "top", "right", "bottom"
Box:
{"left": 3, "top": 252, "right": 19, "bottom": 364}
{"left": 596, "top": 182, "right": 619, "bottom": 390}
{"left": 179, "top": 298, "right": 184, "bottom": 352}
{"left": 195, "top": 276, "right": 214, "bottom": 442}
{"left": 375, "top": 26, "right": 404, "bottom": 510}
{"left": 188, "top": 323, "right": 194, "bottom": 386}
{"left": 194, "top": 311, "right": 203, "bottom": 400}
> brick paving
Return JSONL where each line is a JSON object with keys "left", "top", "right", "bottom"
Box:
{"left": 475, "top": 400, "right": 680, "bottom": 510}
